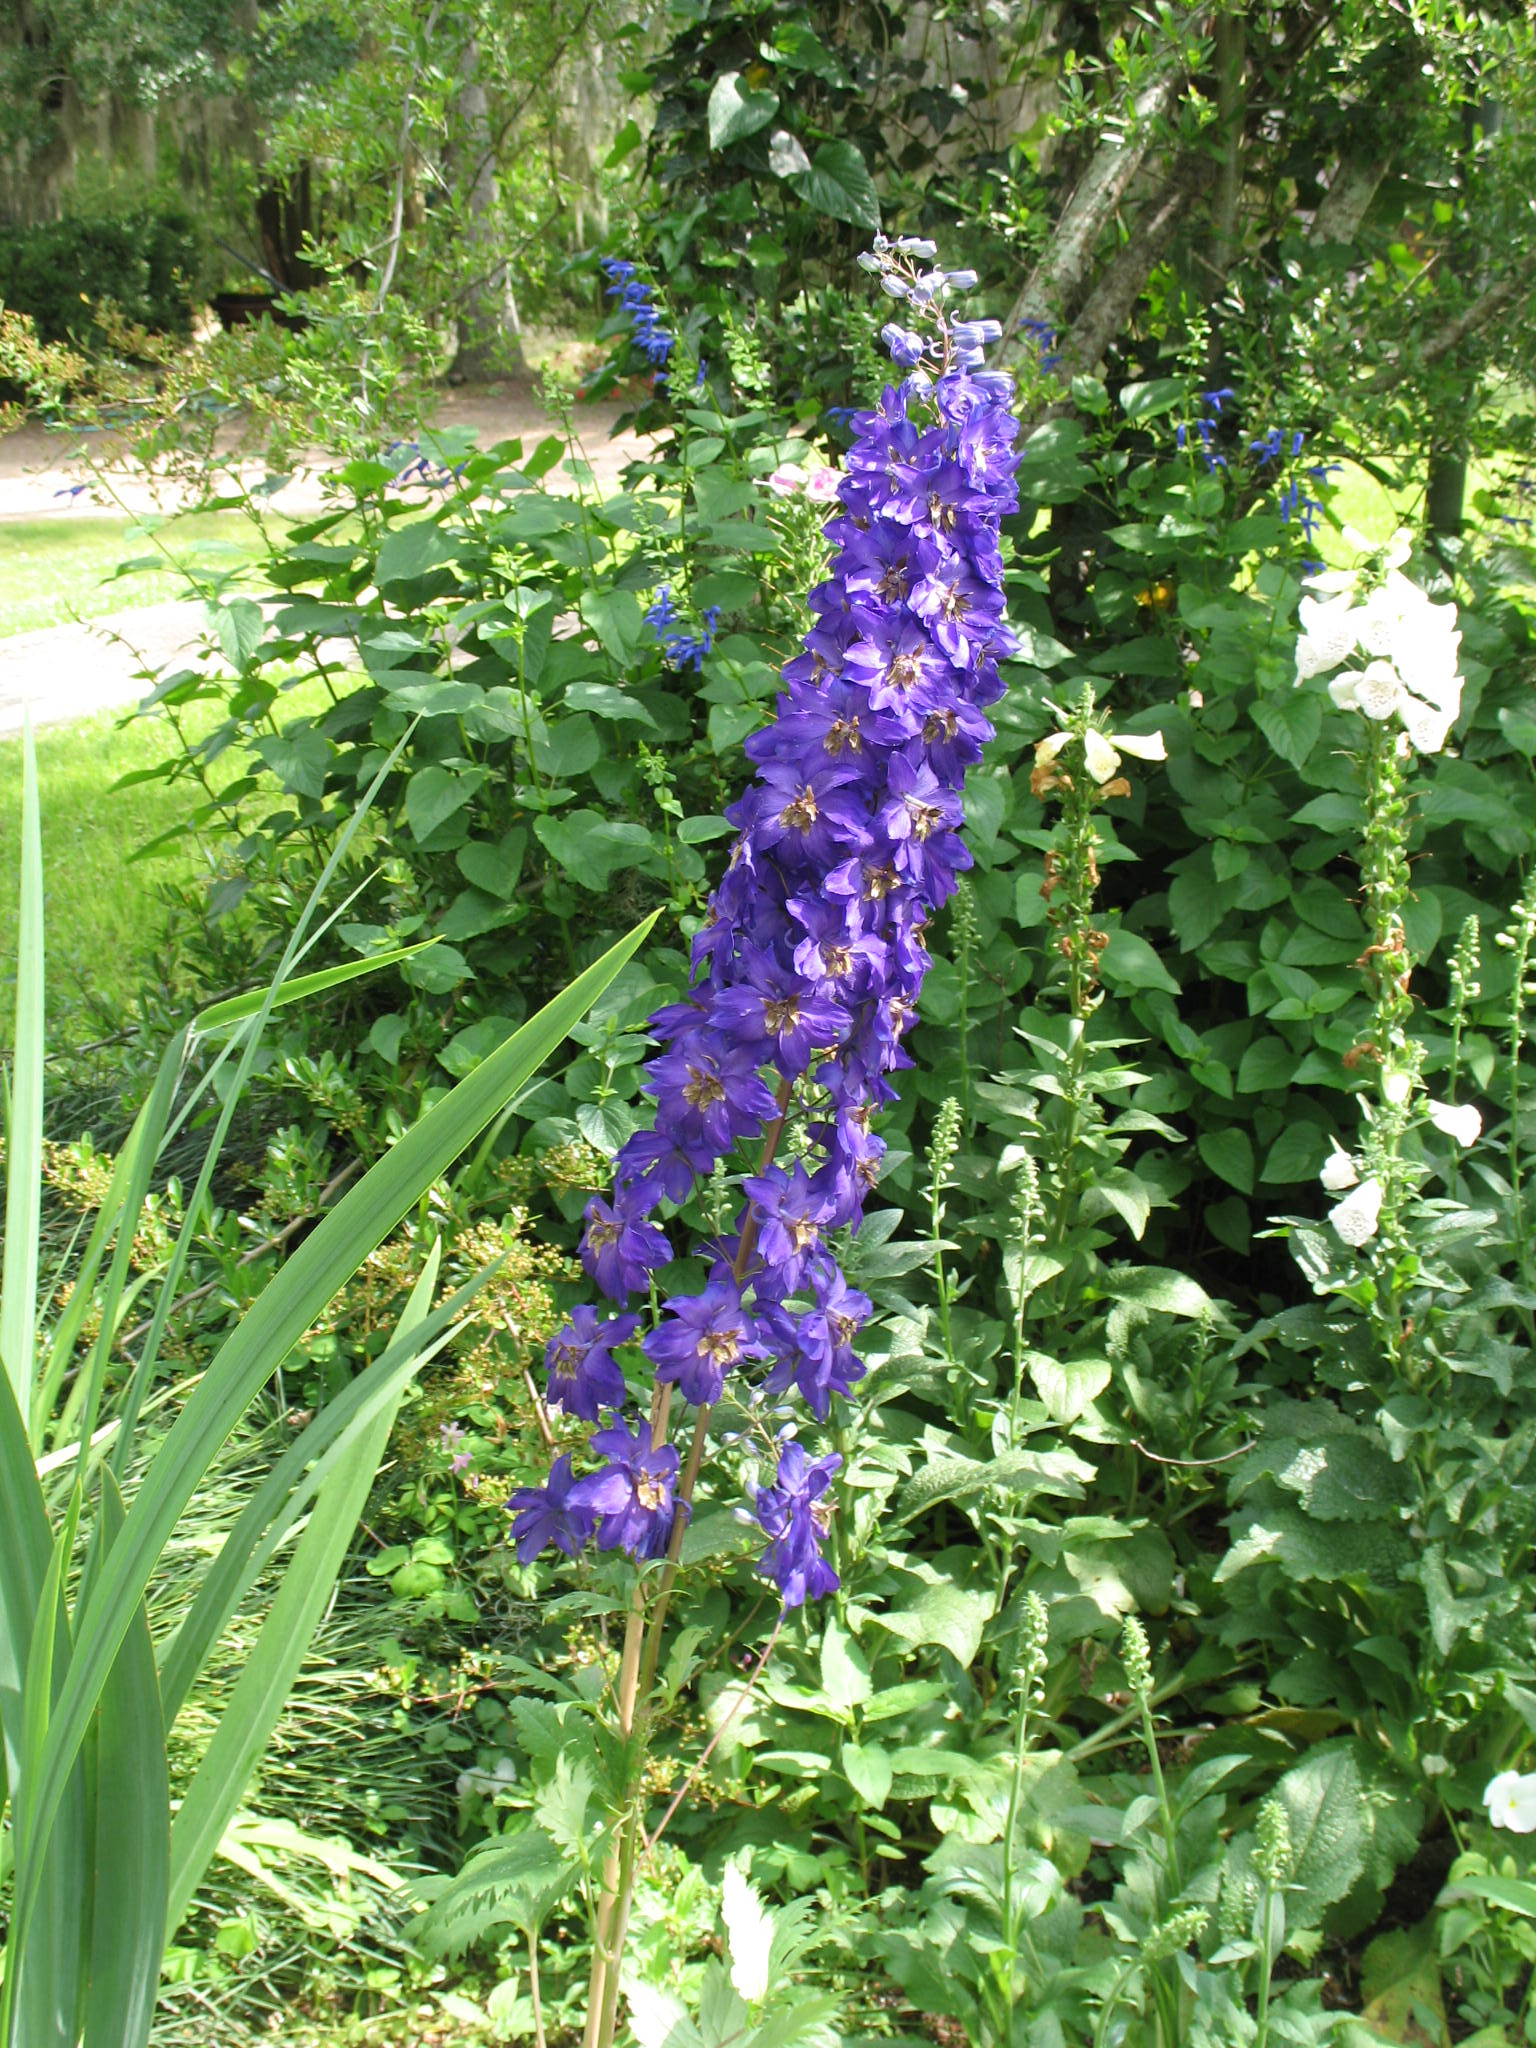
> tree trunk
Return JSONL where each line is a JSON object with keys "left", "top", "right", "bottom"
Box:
{"left": 448, "top": 41, "right": 526, "bottom": 384}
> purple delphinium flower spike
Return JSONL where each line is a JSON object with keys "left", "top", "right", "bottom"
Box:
{"left": 543, "top": 1305, "right": 639, "bottom": 1421}
{"left": 754, "top": 1443, "right": 843, "bottom": 1607}
{"left": 568, "top": 1419, "right": 682, "bottom": 1558}
{"left": 516, "top": 244, "right": 1019, "bottom": 1604}
{"left": 508, "top": 1454, "right": 600, "bottom": 1561}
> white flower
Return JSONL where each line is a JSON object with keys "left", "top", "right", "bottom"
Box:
{"left": 1383, "top": 527, "right": 1414, "bottom": 570}
{"left": 1329, "top": 1176, "right": 1384, "bottom": 1246}
{"left": 1380, "top": 1068, "right": 1412, "bottom": 1107}
{"left": 1295, "top": 591, "right": 1359, "bottom": 680}
{"left": 766, "top": 463, "right": 806, "bottom": 498}
{"left": 1428, "top": 1099, "right": 1482, "bottom": 1147}
{"left": 804, "top": 464, "right": 842, "bottom": 503}
{"left": 721, "top": 1863, "right": 774, "bottom": 2002}
{"left": 1485, "top": 1770, "right": 1536, "bottom": 1834}
{"left": 1319, "top": 1142, "right": 1359, "bottom": 1193}
{"left": 1037, "top": 726, "right": 1167, "bottom": 786}
{"left": 1354, "top": 660, "right": 1403, "bottom": 721}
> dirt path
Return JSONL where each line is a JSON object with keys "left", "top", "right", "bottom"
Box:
{"left": 0, "top": 382, "right": 647, "bottom": 732}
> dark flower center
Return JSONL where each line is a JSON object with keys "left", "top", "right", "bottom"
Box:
{"left": 764, "top": 994, "right": 802, "bottom": 1033}
{"left": 886, "top": 652, "right": 921, "bottom": 693}
{"left": 907, "top": 798, "right": 944, "bottom": 841}
{"left": 635, "top": 1472, "right": 669, "bottom": 1511}
{"left": 780, "top": 787, "right": 819, "bottom": 831}
{"left": 589, "top": 1217, "right": 621, "bottom": 1249}
{"left": 825, "top": 715, "right": 861, "bottom": 754}
{"left": 787, "top": 1214, "right": 819, "bottom": 1251}
{"left": 924, "top": 709, "right": 958, "bottom": 742}
{"left": 700, "top": 1328, "right": 742, "bottom": 1366}
{"left": 877, "top": 563, "right": 909, "bottom": 600}
{"left": 820, "top": 942, "right": 853, "bottom": 978}
{"left": 863, "top": 862, "right": 899, "bottom": 900}
{"left": 683, "top": 1066, "right": 726, "bottom": 1109}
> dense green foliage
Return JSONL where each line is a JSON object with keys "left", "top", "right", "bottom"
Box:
{"left": 0, "top": 204, "right": 199, "bottom": 345}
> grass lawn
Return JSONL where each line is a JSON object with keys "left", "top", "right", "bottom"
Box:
{"left": 0, "top": 511, "right": 265, "bottom": 637}
{"left": 0, "top": 682, "right": 331, "bottom": 1047}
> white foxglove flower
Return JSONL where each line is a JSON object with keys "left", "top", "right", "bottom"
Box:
{"left": 1380, "top": 1068, "right": 1412, "bottom": 1107}
{"left": 1354, "top": 660, "right": 1403, "bottom": 721}
{"left": 1319, "top": 1142, "right": 1359, "bottom": 1194}
{"left": 1485, "top": 1770, "right": 1536, "bottom": 1834}
{"left": 1428, "top": 1099, "right": 1481, "bottom": 1146}
{"left": 1295, "top": 591, "right": 1359, "bottom": 680}
{"left": 1329, "top": 1176, "right": 1384, "bottom": 1246}
{"left": 1036, "top": 727, "right": 1167, "bottom": 786}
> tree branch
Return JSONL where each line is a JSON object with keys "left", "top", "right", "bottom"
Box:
{"left": 1361, "top": 245, "right": 1536, "bottom": 393}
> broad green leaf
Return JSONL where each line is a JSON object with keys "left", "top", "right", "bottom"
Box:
{"left": 1, "top": 719, "right": 43, "bottom": 1412}
{"left": 13, "top": 917, "right": 657, "bottom": 1956}
{"left": 166, "top": 1246, "right": 441, "bottom": 1931}
{"left": 1252, "top": 690, "right": 1322, "bottom": 767}
{"left": 565, "top": 679, "right": 658, "bottom": 727}
{"left": 456, "top": 830, "right": 527, "bottom": 899}
{"left": 578, "top": 587, "right": 644, "bottom": 663}
{"left": 82, "top": 1471, "right": 169, "bottom": 2048}
{"left": 375, "top": 518, "right": 455, "bottom": 586}
{"left": 1277, "top": 1747, "right": 1367, "bottom": 1928}
{"left": 1096, "top": 1267, "right": 1214, "bottom": 1318}
{"left": 533, "top": 810, "right": 657, "bottom": 891}
{"left": 706, "top": 70, "right": 780, "bottom": 149}
{"left": 1198, "top": 1127, "right": 1255, "bottom": 1194}
{"left": 1028, "top": 1354, "right": 1112, "bottom": 1426}
{"left": 819, "top": 1623, "right": 872, "bottom": 1715}
{"left": 1099, "top": 928, "right": 1181, "bottom": 995}
{"left": 789, "top": 140, "right": 880, "bottom": 230}
{"left": 841, "top": 1739, "right": 893, "bottom": 1810}
{"left": 405, "top": 764, "right": 482, "bottom": 843}
{"left": 876, "top": 1565, "right": 992, "bottom": 1667}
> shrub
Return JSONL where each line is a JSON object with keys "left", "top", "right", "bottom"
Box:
{"left": 0, "top": 203, "right": 200, "bottom": 350}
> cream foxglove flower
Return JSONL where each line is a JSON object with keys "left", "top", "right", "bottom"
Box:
{"left": 1380, "top": 1067, "right": 1412, "bottom": 1107}
{"left": 1354, "top": 660, "right": 1403, "bottom": 721}
{"left": 1485, "top": 1770, "right": 1536, "bottom": 1834}
{"left": 1319, "top": 1141, "right": 1359, "bottom": 1194}
{"left": 1295, "top": 590, "right": 1359, "bottom": 680}
{"left": 1428, "top": 1099, "right": 1482, "bottom": 1146}
{"left": 1036, "top": 727, "right": 1168, "bottom": 785}
{"left": 721, "top": 1862, "right": 774, "bottom": 2001}
{"left": 1329, "top": 1176, "right": 1383, "bottom": 1246}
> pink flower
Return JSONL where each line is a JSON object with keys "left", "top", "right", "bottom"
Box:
{"left": 804, "top": 465, "right": 843, "bottom": 503}
{"left": 767, "top": 464, "right": 807, "bottom": 498}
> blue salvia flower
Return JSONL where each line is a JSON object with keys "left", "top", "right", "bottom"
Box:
{"left": 600, "top": 255, "right": 674, "bottom": 376}
{"left": 513, "top": 249, "right": 1021, "bottom": 1609}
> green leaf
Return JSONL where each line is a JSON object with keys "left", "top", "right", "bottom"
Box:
{"left": 876, "top": 1565, "right": 992, "bottom": 1667}
{"left": 253, "top": 730, "right": 332, "bottom": 800}
{"left": 166, "top": 1251, "right": 439, "bottom": 1932}
{"left": 1097, "top": 1267, "right": 1214, "bottom": 1317}
{"left": 1236, "top": 1038, "right": 1297, "bottom": 1093}
{"left": 1099, "top": 928, "right": 1180, "bottom": 995}
{"left": 405, "top": 764, "right": 479, "bottom": 844}
{"left": 1029, "top": 1354, "right": 1112, "bottom": 1426}
{"left": 13, "top": 919, "right": 658, "bottom": 1960}
{"left": 1261, "top": 1121, "right": 1328, "bottom": 1183}
{"left": 819, "top": 1623, "right": 872, "bottom": 1715}
{"left": 533, "top": 810, "right": 656, "bottom": 891}
{"left": 82, "top": 1471, "right": 169, "bottom": 2048}
{"left": 564, "top": 679, "right": 658, "bottom": 727}
{"left": 1277, "top": 1747, "right": 1367, "bottom": 1930}
{"left": 578, "top": 588, "right": 644, "bottom": 663}
{"left": 789, "top": 140, "right": 880, "bottom": 230}
{"left": 375, "top": 519, "right": 455, "bottom": 586}
{"left": 841, "top": 1739, "right": 893, "bottom": 1810}
{"left": 1118, "top": 378, "right": 1188, "bottom": 421}
{"left": 2, "top": 720, "right": 43, "bottom": 1414}
{"left": 192, "top": 942, "right": 441, "bottom": 1033}
{"left": 707, "top": 70, "right": 780, "bottom": 149}
{"left": 456, "top": 830, "right": 527, "bottom": 899}
{"left": 1252, "top": 691, "right": 1322, "bottom": 767}
{"left": 1198, "top": 1127, "right": 1255, "bottom": 1194}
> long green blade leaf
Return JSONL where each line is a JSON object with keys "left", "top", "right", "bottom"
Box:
{"left": 165, "top": 1242, "right": 441, "bottom": 1930}
{"left": 15, "top": 913, "right": 657, "bottom": 1967}
{"left": 1, "top": 715, "right": 44, "bottom": 1415}
{"left": 190, "top": 939, "right": 441, "bottom": 1034}
{"left": 82, "top": 1470, "right": 170, "bottom": 2048}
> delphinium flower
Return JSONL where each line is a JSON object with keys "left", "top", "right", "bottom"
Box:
{"left": 1292, "top": 527, "right": 1464, "bottom": 754}
{"left": 511, "top": 237, "right": 1020, "bottom": 1610}
{"left": 600, "top": 255, "right": 675, "bottom": 379}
